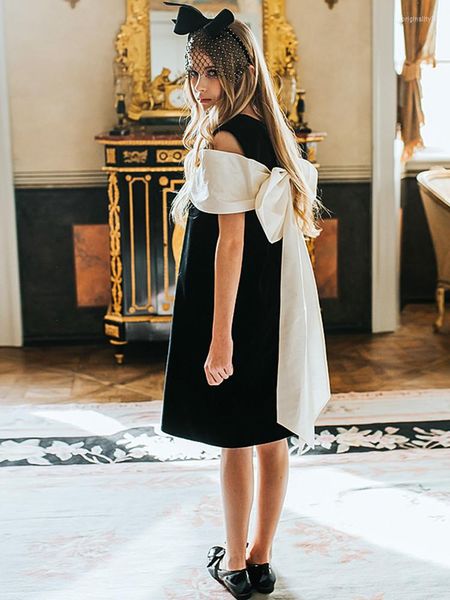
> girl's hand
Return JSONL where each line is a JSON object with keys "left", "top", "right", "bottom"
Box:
{"left": 204, "top": 335, "right": 234, "bottom": 386}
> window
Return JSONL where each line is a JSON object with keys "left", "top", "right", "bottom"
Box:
{"left": 394, "top": 0, "right": 450, "bottom": 156}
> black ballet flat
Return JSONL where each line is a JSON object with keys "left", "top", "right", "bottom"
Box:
{"left": 246, "top": 561, "right": 276, "bottom": 594}
{"left": 207, "top": 545, "right": 253, "bottom": 599}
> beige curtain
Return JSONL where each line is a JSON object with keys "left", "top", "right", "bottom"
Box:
{"left": 397, "top": 0, "right": 438, "bottom": 162}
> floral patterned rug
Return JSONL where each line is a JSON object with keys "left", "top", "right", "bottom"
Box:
{"left": 1, "top": 420, "right": 450, "bottom": 466}
{"left": 1, "top": 389, "right": 449, "bottom": 466}
{"left": 1, "top": 447, "right": 449, "bottom": 599}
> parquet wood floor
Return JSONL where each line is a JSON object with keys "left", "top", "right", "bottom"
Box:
{"left": 329, "top": 303, "right": 449, "bottom": 392}
{"left": 0, "top": 304, "right": 448, "bottom": 406}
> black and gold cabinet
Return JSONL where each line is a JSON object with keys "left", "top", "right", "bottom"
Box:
{"left": 95, "top": 131, "right": 186, "bottom": 363}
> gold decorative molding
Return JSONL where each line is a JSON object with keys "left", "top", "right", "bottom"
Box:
{"left": 123, "top": 149, "right": 148, "bottom": 164}
{"left": 116, "top": 0, "right": 300, "bottom": 120}
{"left": 102, "top": 166, "right": 184, "bottom": 173}
{"left": 97, "top": 139, "right": 184, "bottom": 146}
{"left": 171, "top": 224, "right": 185, "bottom": 288}
{"left": 105, "top": 323, "right": 120, "bottom": 338}
{"left": 125, "top": 174, "right": 154, "bottom": 313}
{"left": 106, "top": 148, "right": 117, "bottom": 164}
{"left": 107, "top": 313, "right": 172, "bottom": 323}
{"left": 156, "top": 149, "right": 188, "bottom": 164}
{"left": 160, "top": 178, "right": 186, "bottom": 311}
{"left": 305, "top": 237, "right": 315, "bottom": 269}
{"left": 107, "top": 172, "right": 123, "bottom": 316}
{"left": 262, "top": 0, "right": 298, "bottom": 78}
{"left": 115, "top": 0, "right": 150, "bottom": 120}
{"left": 102, "top": 167, "right": 183, "bottom": 173}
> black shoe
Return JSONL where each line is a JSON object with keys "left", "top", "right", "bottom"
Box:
{"left": 246, "top": 561, "right": 276, "bottom": 594}
{"left": 207, "top": 545, "right": 253, "bottom": 599}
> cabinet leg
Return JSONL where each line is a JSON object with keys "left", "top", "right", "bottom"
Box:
{"left": 110, "top": 339, "right": 128, "bottom": 365}
{"left": 114, "top": 352, "right": 125, "bottom": 365}
{"left": 433, "top": 285, "right": 445, "bottom": 333}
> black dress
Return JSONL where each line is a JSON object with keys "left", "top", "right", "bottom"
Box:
{"left": 160, "top": 113, "right": 295, "bottom": 448}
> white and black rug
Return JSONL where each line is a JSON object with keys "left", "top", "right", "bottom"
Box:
{"left": 2, "top": 390, "right": 450, "bottom": 599}
{"left": 1, "top": 389, "right": 449, "bottom": 466}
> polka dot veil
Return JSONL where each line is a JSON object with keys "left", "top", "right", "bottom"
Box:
{"left": 163, "top": 2, "right": 252, "bottom": 85}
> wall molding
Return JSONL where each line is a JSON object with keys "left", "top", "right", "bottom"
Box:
{"left": 13, "top": 166, "right": 372, "bottom": 189}
{"left": 14, "top": 170, "right": 108, "bottom": 189}
{"left": 371, "top": 0, "right": 401, "bottom": 333}
{"left": 317, "top": 165, "right": 372, "bottom": 182}
{"left": 0, "top": 5, "right": 22, "bottom": 346}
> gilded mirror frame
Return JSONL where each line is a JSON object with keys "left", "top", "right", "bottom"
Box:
{"left": 115, "top": 0, "right": 300, "bottom": 120}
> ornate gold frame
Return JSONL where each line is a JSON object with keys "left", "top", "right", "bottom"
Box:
{"left": 115, "top": 0, "right": 299, "bottom": 120}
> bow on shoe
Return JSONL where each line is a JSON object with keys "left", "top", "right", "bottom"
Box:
{"left": 206, "top": 545, "right": 226, "bottom": 568}
{"left": 163, "top": 1, "right": 234, "bottom": 36}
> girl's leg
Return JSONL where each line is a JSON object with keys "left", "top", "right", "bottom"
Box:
{"left": 220, "top": 446, "right": 254, "bottom": 570}
{"left": 246, "top": 438, "right": 289, "bottom": 564}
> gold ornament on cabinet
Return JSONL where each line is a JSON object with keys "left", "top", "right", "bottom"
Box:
{"left": 147, "top": 68, "right": 186, "bottom": 112}
{"left": 114, "top": 0, "right": 303, "bottom": 121}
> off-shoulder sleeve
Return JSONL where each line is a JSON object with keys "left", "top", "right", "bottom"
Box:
{"left": 298, "top": 156, "right": 318, "bottom": 202}
{"left": 189, "top": 149, "right": 270, "bottom": 214}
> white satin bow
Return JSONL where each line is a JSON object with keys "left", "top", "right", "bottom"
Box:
{"left": 188, "top": 149, "right": 331, "bottom": 452}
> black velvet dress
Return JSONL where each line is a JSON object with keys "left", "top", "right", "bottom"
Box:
{"left": 160, "top": 114, "right": 295, "bottom": 448}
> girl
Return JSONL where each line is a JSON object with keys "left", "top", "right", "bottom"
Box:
{"left": 160, "top": 3, "right": 331, "bottom": 598}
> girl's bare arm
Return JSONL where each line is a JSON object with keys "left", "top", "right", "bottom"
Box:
{"left": 203, "top": 130, "right": 246, "bottom": 385}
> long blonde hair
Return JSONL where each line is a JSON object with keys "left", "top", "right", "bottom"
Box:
{"left": 170, "top": 20, "right": 329, "bottom": 238}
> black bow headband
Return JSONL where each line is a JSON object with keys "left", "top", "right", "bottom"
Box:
{"left": 163, "top": 1, "right": 234, "bottom": 37}
{"left": 163, "top": 1, "right": 252, "bottom": 66}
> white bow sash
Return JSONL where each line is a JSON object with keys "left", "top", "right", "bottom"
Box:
{"left": 187, "top": 148, "right": 331, "bottom": 453}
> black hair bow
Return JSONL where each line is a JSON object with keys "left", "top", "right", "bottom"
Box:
{"left": 163, "top": 1, "right": 234, "bottom": 37}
